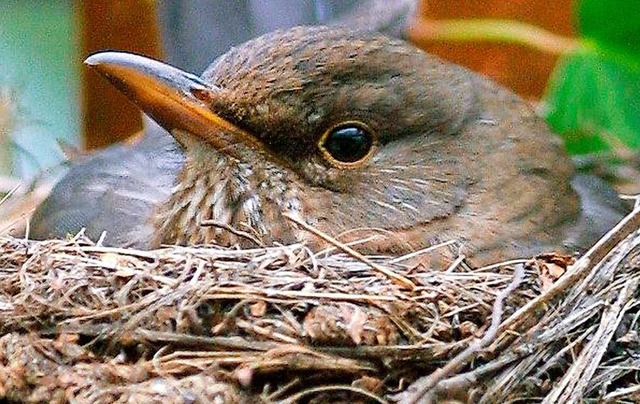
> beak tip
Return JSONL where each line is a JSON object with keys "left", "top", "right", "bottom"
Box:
{"left": 84, "top": 51, "right": 150, "bottom": 71}
{"left": 84, "top": 52, "right": 112, "bottom": 67}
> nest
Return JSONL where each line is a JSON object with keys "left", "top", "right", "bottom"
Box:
{"left": 0, "top": 205, "right": 639, "bottom": 404}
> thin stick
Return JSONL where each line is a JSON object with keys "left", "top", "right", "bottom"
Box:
{"left": 60, "top": 245, "right": 158, "bottom": 260}
{"left": 604, "top": 384, "right": 640, "bottom": 402}
{"left": 445, "top": 254, "right": 466, "bottom": 272}
{"left": 406, "top": 264, "right": 525, "bottom": 403}
{"left": 544, "top": 278, "right": 639, "bottom": 404}
{"left": 200, "top": 219, "right": 263, "bottom": 246}
{"left": 499, "top": 207, "right": 640, "bottom": 334}
{"left": 0, "top": 183, "right": 20, "bottom": 206}
{"left": 265, "top": 378, "right": 301, "bottom": 402}
{"left": 389, "top": 239, "right": 458, "bottom": 264}
{"left": 619, "top": 194, "right": 640, "bottom": 210}
{"left": 312, "top": 234, "right": 382, "bottom": 260}
{"left": 279, "top": 385, "right": 387, "bottom": 404}
{"left": 259, "top": 290, "right": 397, "bottom": 301}
{"left": 474, "top": 258, "right": 530, "bottom": 272}
{"left": 282, "top": 212, "right": 415, "bottom": 290}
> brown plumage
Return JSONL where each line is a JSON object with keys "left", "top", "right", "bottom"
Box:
{"left": 30, "top": 26, "right": 628, "bottom": 265}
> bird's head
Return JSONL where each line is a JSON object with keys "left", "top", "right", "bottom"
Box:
{"left": 197, "top": 27, "right": 477, "bottom": 190}
{"left": 85, "top": 26, "right": 521, "bottom": 253}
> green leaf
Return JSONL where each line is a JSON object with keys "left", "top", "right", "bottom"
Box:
{"left": 578, "top": 0, "right": 640, "bottom": 57}
{"left": 541, "top": 0, "right": 640, "bottom": 155}
{"left": 543, "top": 51, "right": 640, "bottom": 155}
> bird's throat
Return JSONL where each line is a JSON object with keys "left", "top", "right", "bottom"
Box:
{"left": 151, "top": 142, "right": 306, "bottom": 248}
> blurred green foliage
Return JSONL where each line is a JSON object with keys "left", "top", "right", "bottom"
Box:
{"left": 579, "top": 0, "right": 640, "bottom": 57}
{"left": 543, "top": 0, "right": 640, "bottom": 155}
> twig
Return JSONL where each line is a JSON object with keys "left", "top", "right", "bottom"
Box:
{"left": 604, "top": 384, "right": 640, "bottom": 403}
{"left": 0, "top": 182, "right": 20, "bottom": 206}
{"left": 410, "top": 351, "right": 521, "bottom": 402}
{"left": 200, "top": 219, "right": 263, "bottom": 246}
{"left": 543, "top": 278, "right": 639, "bottom": 404}
{"left": 282, "top": 212, "right": 415, "bottom": 290}
{"left": 474, "top": 258, "right": 530, "bottom": 272}
{"left": 480, "top": 241, "right": 640, "bottom": 401}
{"left": 279, "top": 385, "right": 387, "bottom": 404}
{"left": 511, "top": 326, "right": 594, "bottom": 395}
{"left": 0, "top": 176, "right": 22, "bottom": 195}
{"left": 235, "top": 319, "right": 299, "bottom": 344}
{"left": 265, "top": 378, "right": 301, "bottom": 402}
{"left": 135, "top": 329, "right": 281, "bottom": 351}
{"left": 404, "top": 264, "right": 525, "bottom": 403}
{"left": 312, "top": 234, "right": 383, "bottom": 260}
{"left": 205, "top": 289, "right": 398, "bottom": 302}
{"left": 388, "top": 239, "right": 458, "bottom": 264}
{"left": 444, "top": 254, "right": 466, "bottom": 272}
{"left": 620, "top": 194, "right": 640, "bottom": 210}
{"left": 499, "top": 207, "right": 640, "bottom": 334}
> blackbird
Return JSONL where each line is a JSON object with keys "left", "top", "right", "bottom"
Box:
{"left": 30, "top": 26, "right": 628, "bottom": 265}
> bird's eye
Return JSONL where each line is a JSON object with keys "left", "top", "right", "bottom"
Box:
{"left": 319, "top": 122, "right": 374, "bottom": 165}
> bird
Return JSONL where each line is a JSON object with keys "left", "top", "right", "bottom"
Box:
{"left": 29, "top": 26, "right": 629, "bottom": 266}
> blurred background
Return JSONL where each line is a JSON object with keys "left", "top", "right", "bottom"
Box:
{"left": 0, "top": 0, "right": 638, "bottom": 190}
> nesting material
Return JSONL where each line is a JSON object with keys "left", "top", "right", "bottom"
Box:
{"left": 0, "top": 207, "right": 639, "bottom": 403}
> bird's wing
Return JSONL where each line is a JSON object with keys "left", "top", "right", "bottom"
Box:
{"left": 29, "top": 128, "right": 184, "bottom": 248}
{"left": 564, "top": 173, "right": 632, "bottom": 252}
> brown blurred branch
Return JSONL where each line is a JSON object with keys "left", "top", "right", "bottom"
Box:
{"left": 77, "top": 0, "right": 163, "bottom": 150}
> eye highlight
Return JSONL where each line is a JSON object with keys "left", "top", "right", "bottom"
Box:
{"left": 319, "top": 122, "right": 375, "bottom": 166}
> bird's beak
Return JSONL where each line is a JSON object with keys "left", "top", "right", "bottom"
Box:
{"left": 84, "top": 51, "right": 265, "bottom": 159}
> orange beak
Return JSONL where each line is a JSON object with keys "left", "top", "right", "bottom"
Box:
{"left": 85, "top": 51, "right": 266, "bottom": 159}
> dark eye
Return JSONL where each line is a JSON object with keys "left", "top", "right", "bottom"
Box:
{"left": 320, "top": 123, "right": 374, "bottom": 164}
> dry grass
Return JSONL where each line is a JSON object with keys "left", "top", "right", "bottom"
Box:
{"left": 0, "top": 204, "right": 639, "bottom": 403}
